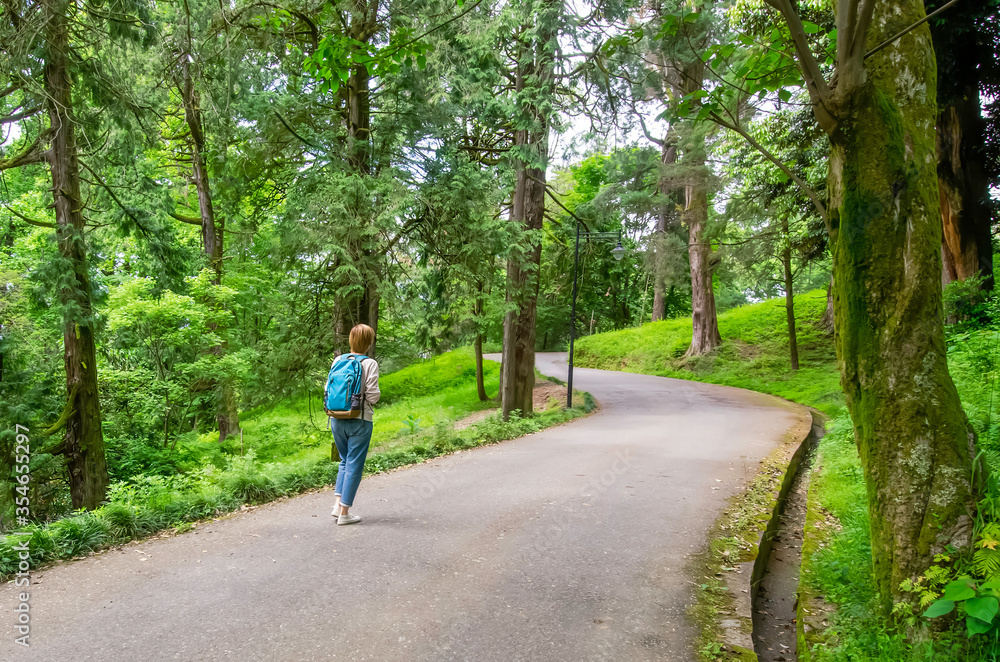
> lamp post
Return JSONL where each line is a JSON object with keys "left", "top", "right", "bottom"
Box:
{"left": 567, "top": 224, "right": 625, "bottom": 407}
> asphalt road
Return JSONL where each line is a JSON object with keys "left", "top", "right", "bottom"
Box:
{"left": 2, "top": 353, "right": 806, "bottom": 662}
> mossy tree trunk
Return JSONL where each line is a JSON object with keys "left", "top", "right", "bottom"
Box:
{"left": 824, "top": 1, "right": 981, "bottom": 613}
{"left": 781, "top": 215, "right": 799, "bottom": 371}
{"left": 684, "top": 139, "right": 720, "bottom": 356}
{"left": 45, "top": 0, "right": 108, "bottom": 510}
{"left": 500, "top": 5, "right": 556, "bottom": 420}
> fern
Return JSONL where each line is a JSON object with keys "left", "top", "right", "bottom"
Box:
{"left": 974, "top": 522, "right": 1000, "bottom": 582}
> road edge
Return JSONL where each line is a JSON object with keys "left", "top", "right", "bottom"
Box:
{"left": 688, "top": 404, "right": 819, "bottom": 662}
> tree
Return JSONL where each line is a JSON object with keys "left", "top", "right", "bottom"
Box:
{"left": 648, "top": 0, "right": 983, "bottom": 613}
{"left": 165, "top": 0, "right": 241, "bottom": 441}
{"left": 0, "top": 0, "right": 155, "bottom": 509}
{"left": 761, "top": 0, "right": 981, "bottom": 612}
{"left": 651, "top": 137, "right": 680, "bottom": 322}
{"left": 499, "top": 0, "right": 560, "bottom": 419}
{"left": 641, "top": 4, "right": 722, "bottom": 353}
{"left": 721, "top": 106, "right": 830, "bottom": 371}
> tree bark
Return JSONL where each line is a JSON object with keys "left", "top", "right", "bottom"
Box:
{"left": 937, "top": 88, "right": 993, "bottom": 289}
{"left": 44, "top": 0, "right": 108, "bottom": 510}
{"left": 820, "top": 275, "right": 834, "bottom": 334}
{"left": 500, "top": 10, "right": 555, "bottom": 420}
{"left": 680, "top": 53, "right": 720, "bottom": 356}
{"left": 500, "top": 145, "right": 545, "bottom": 419}
{"left": 475, "top": 333, "right": 488, "bottom": 402}
{"left": 684, "top": 142, "right": 721, "bottom": 356}
{"left": 333, "top": 2, "right": 380, "bottom": 355}
{"left": 781, "top": 216, "right": 798, "bottom": 370}
{"left": 826, "top": 0, "right": 980, "bottom": 613}
{"left": 474, "top": 291, "right": 488, "bottom": 401}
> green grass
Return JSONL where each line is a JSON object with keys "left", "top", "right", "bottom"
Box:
{"left": 174, "top": 346, "right": 502, "bottom": 468}
{"left": 575, "top": 289, "right": 845, "bottom": 416}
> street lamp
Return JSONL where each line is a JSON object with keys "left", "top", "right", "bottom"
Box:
{"left": 567, "top": 225, "right": 625, "bottom": 408}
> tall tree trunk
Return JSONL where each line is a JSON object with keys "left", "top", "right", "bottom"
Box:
{"left": 500, "top": 12, "right": 555, "bottom": 420}
{"left": 651, "top": 139, "right": 678, "bottom": 322}
{"left": 475, "top": 333, "right": 488, "bottom": 402}
{"left": 680, "top": 54, "right": 720, "bottom": 356}
{"left": 367, "top": 282, "right": 379, "bottom": 356}
{"left": 500, "top": 144, "right": 545, "bottom": 419}
{"left": 334, "top": 4, "right": 380, "bottom": 354}
{"left": 474, "top": 289, "right": 488, "bottom": 401}
{"left": 937, "top": 87, "right": 993, "bottom": 289}
{"left": 179, "top": 56, "right": 239, "bottom": 443}
{"left": 44, "top": 0, "right": 108, "bottom": 510}
{"left": 684, "top": 143, "right": 721, "bottom": 356}
{"left": 781, "top": 216, "right": 799, "bottom": 370}
{"left": 827, "top": 0, "right": 980, "bottom": 613}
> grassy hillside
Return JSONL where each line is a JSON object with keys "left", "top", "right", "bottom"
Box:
{"left": 575, "top": 289, "right": 844, "bottom": 416}
{"left": 171, "top": 347, "right": 503, "bottom": 472}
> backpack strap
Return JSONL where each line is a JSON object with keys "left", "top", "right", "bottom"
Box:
{"left": 356, "top": 356, "right": 373, "bottom": 420}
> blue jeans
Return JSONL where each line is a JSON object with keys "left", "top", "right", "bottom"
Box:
{"left": 331, "top": 418, "right": 373, "bottom": 507}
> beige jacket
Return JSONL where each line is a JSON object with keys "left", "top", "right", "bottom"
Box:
{"left": 336, "top": 353, "right": 380, "bottom": 422}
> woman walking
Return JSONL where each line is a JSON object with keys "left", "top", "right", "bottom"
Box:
{"left": 330, "top": 324, "right": 380, "bottom": 525}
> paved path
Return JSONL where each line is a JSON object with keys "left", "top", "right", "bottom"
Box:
{"left": 2, "top": 353, "right": 807, "bottom": 661}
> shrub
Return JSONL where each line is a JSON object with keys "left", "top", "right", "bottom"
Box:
{"left": 221, "top": 451, "right": 279, "bottom": 503}
{"left": 943, "top": 275, "right": 991, "bottom": 329}
{"left": 469, "top": 411, "right": 542, "bottom": 443}
{"left": 49, "top": 513, "right": 108, "bottom": 557}
{"left": 98, "top": 503, "right": 147, "bottom": 541}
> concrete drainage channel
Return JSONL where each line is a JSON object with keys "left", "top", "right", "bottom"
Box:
{"left": 750, "top": 411, "right": 826, "bottom": 662}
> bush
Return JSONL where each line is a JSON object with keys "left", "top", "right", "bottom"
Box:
{"left": 221, "top": 451, "right": 279, "bottom": 503}
{"left": 943, "top": 275, "right": 991, "bottom": 330}
{"left": 98, "top": 503, "right": 148, "bottom": 541}
{"left": 49, "top": 513, "right": 108, "bottom": 557}
{"left": 469, "top": 411, "right": 542, "bottom": 443}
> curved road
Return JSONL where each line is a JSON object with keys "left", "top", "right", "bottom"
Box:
{"left": 2, "top": 353, "right": 807, "bottom": 661}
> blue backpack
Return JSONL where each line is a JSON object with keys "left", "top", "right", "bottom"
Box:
{"left": 324, "top": 354, "right": 370, "bottom": 419}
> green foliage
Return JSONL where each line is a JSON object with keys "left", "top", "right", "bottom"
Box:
{"left": 943, "top": 275, "right": 991, "bottom": 330}
{"left": 302, "top": 20, "right": 433, "bottom": 94}
{"left": 402, "top": 414, "right": 421, "bottom": 435}
{"left": 975, "top": 524, "right": 1000, "bottom": 582}
{"left": 925, "top": 578, "right": 1000, "bottom": 638}
{"left": 49, "top": 513, "right": 108, "bottom": 558}
{"left": 220, "top": 451, "right": 280, "bottom": 504}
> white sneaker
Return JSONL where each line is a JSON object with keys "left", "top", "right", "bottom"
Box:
{"left": 331, "top": 496, "right": 342, "bottom": 517}
{"left": 337, "top": 513, "right": 361, "bottom": 526}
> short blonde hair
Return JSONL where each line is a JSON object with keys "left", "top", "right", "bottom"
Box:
{"left": 349, "top": 324, "right": 375, "bottom": 354}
